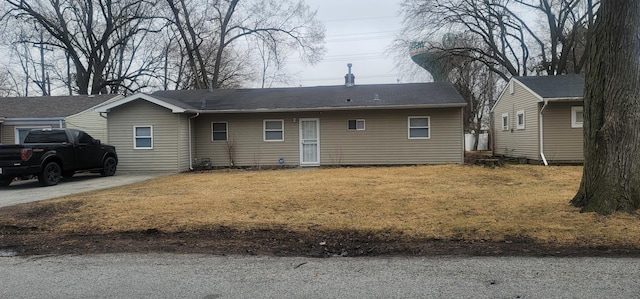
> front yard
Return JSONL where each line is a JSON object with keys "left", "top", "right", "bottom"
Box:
{"left": 1, "top": 164, "right": 640, "bottom": 256}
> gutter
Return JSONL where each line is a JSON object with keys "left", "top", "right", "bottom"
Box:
{"left": 182, "top": 103, "right": 468, "bottom": 114}
{"left": 541, "top": 97, "right": 583, "bottom": 102}
{"left": 539, "top": 100, "right": 549, "bottom": 166}
{"left": 188, "top": 113, "right": 200, "bottom": 170}
{"left": 2, "top": 118, "right": 65, "bottom": 126}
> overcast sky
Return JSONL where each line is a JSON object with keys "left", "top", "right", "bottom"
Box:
{"left": 281, "top": 0, "right": 427, "bottom": 87}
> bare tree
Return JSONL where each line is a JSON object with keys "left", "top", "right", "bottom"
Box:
{"left": 570, "top": 0, "right": 640, "bottom": 214}
{"left": 450, "top": 59, "right": 497, "bottom": 150}
{"left": 412, "top": 33, "right": 498, "bottom": 150}
{"left": 209, "top": 0, "right": 325, "bottom": 89}
{"left": 4, "top": 0, "right": 164, "bottom": 95}
{"left": 399, "top": 0, "right": 597, "bottom": 81}
{"left": 164, "top": 0, "right": 212, "bottom": 89}
{"left": 0, "top": 67, "right": 21, "bottom": 97}
{"left": 255, "top": 38, "right": 293, "bottom": 88}
{"left": 160, "top": 0, "right": 324, "bottom": 90}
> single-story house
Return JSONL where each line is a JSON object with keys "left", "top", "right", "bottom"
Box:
{"left": 95, "top": 81, "right": 467, "bottom": 173}
{"left": 491, "top": 74, "right": 584, "bottom": 164}
{"left": 0, "top": 94, "right": 123, "bottom": 144}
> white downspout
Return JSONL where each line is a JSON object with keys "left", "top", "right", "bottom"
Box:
{"left": 539, "top": 100, "right": 549, "bottom": 166}
{"left": 188, "top": 113, "right": 200, "bottom": 170}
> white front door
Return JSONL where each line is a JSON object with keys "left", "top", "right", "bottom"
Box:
{"left": 299, "top": 118, "right": 320, "bottom": 166}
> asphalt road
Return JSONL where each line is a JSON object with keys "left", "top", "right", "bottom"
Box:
{"left": 0, "top": 254, "right": 639, "bottom": 298}
{"left": 0, "top": 172, "right": 161, "bottom": 208}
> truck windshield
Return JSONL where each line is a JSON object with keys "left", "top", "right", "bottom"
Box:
{"left": 23, "top": 131, "right": 69, "bottom": 143}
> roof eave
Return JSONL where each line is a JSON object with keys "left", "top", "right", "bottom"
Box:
{"left": 94, "top": 93, "right": 188, "bottom": 113}
{"left": 192, "top": 103, "right": 467, "bottom": 113}
{"left": 2, "top": 117, "right": 66, "bottom": 121}
{"left": 67, "top": 94, "right": 125, "bottom": 118}
{"left": 1, "top": 117, "right": 66, "bottom": 126}
{"left": 542, "top": 97, "right": 583, "bottom": 102}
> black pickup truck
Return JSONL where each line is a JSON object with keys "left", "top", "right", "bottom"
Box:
{"left": 0, "top": 128, "right": 118, "bottom": 187}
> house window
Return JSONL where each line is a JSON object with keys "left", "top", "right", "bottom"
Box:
{"left": 516, "top": 110, "right": 525, "bottom": 129}
{"left": 509, "top": 81, "right": 515, "bottom": 94}
{"left": 571, "top": 106, "right": 584, "bottom": 128}
{"left": 348, "top": 119, "right": 365, "bottom": 131}
{"left": 264, "top": 119, "right": 284, "bottom": 141}
{"left": 212, "top": 122, "right": 228, "bottom": 141}
{"left": 15, "top": 126, "right": 51, "bottom": 144}
{"left": 134, "top": 126, "right": 153, "bottom": 149}
{"left": 501, "top": 113, "right": 509, "bottom": 131}
{"left": 408, "top": 116, "right": 430, "bottom": 139}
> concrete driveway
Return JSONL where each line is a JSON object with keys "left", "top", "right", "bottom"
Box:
{"left": 0, "top": 172, "right": 161, "bottom": 208}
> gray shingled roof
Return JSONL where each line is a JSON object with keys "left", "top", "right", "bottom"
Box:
{"left": 151, "top": 82, "right": 466, "bottom": 112}
{"left": 0, "top": 94, "right": 121, "bottom": 118}
{"left": 514, "top": 74, "right": 584, "bottom": 99}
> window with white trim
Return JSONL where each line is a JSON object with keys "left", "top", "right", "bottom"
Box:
{"left": 408, "top": 116, "right": 430, "bottom": 139}
{"left": 571, "top": 106, "right": 584, "bottom": 128}
{"left": 212, "top": 122, "right": 228, "bottom": 141}
{"left": 348, "top": 119, "right": 365, "bottom": 131}
{"left": 134, "top": 126, "right": 153, "bottom": 149}
{"left": 501, "top": 113, "right": 509, "bottom": 131}
{"left": 516, "top": 110, "right": 525, "bottom": 129}
{"left": 264, "top": 119, "right": 284, "bottom": 141}
{"left": 15, "top": 126, "right": 51, "bottom": 144}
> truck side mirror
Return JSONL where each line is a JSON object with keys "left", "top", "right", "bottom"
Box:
{"left": 94, "top": 139, "right": 101, "bottom": 145}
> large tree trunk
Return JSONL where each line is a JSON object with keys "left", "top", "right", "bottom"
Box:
{"left": 570, "top": 1, "right": 640, "bottom": 214}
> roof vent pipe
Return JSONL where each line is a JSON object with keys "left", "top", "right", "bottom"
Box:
{"left": 208, "top": 79, "right": 214, "bottom": 92}
{"left": 345, "top": 63, "right": 355, "bottom": 87}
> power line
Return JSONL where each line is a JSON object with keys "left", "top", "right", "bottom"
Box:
{"left": 285, "top": 53, "right": 388, "bottom": 64}
{"left": 323, "top": 16, "right": 398, "bottom": 23}
{"left": 328, "top": 30, "right": 399, "bottom": 38}
{"left": 327, "top": 35, "right": 396, "bottom": 43}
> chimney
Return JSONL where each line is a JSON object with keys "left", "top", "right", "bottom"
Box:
{"left": 344, "top": 63, "right": 355, "bottom": 87}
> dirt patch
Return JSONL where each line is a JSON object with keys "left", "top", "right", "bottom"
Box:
{"left": 2, "top": 226, "right": 640, "bottom": 257}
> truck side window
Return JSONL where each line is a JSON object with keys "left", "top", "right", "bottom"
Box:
{"left": 78, "top": 132, "right": 95, "bottom": 144}
{"left": 24, "top": 131, "right": 69, "bottom": 143}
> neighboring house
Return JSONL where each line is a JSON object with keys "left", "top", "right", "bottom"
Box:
{"left": 491, "top": 75, "right": 584, "bottom": 164}
{"left": 0, "top": 94, "right": 123, "bottom": 144}
{"left": 95, "top": 82, "right": 467, "bottom": 173}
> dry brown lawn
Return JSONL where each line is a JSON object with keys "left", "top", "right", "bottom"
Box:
{"left": 7, "top": 164, "right": 640, "bottom": 249}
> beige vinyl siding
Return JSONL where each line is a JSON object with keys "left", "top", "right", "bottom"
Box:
{"left": 492, "top": 81, "right": 540, "bottom": 160}
{"left": 177, "top": 113, "right": 192, "bottom": 172}
{"left": 107, "top": 100, "right": 188, "bottom": 173}
{"left": 65, "top": 110, "right": 108, "bottom": 142}
{"left": 193, "top": 113, "right": 300, "bottom": 167}
{"left": 1, "top": 125, "right": 13, "bottom": 144}
{"left": 542, "top": 102, "right": 584, "bottom": 162}
{"left": 193, "top": 108, "right": 463, "bottom": 166}
{"left": 320, "top": 108, "right": 462, "bottom": 165}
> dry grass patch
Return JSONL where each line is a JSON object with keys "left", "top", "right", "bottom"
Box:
{"left": 8, "top": 165, "right": 640, "bottom": 247}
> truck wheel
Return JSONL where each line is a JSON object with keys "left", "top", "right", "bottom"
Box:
{"left": 39, "top": 162, "right": 62, "bottom": 186}
{"left": 100, "top": 157, "right": 117, "bottom": 177}
{"left": 0, "top": 177, "right": 12, "bottom": 187}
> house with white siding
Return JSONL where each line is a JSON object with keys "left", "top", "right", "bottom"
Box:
{"left": 491, "top": 75, "right": 584, "bottom": 164}
{"left": 95, "top": 81, "right": 467, "bottom": 173}
{"left": 0, "top": 94, "right": 123, "bottom": 144}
